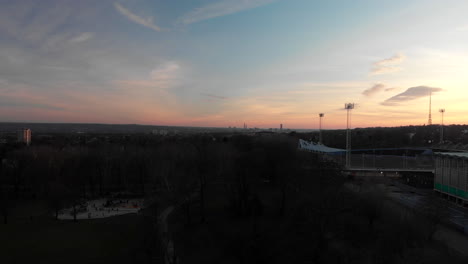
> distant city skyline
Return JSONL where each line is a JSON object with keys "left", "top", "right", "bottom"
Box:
{"left": 1, "top": 0, "right": 467, "bottom": 129}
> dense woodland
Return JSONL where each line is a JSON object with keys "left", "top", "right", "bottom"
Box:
{"left": 0, "top": 127, "right": 467, "bottom": 263}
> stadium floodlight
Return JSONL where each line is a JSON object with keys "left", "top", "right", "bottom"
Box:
{"left": 319, "top": 113, "right": 324, "bottom": 144}
{"left": 428, "top": 91, "right": 432, "bottom": 125}
{"left": 439, "top": 109, "right": 445, "bottom": 143}
{"left": 345, "top": 103, "right": 355, "bottom": 169}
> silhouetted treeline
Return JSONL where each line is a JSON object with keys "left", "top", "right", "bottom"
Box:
{"left": 0, "top": 133, "right": 299, "bottom": 221}
{"left": 159, "top": 135, "right": 465, "bottom": 264}
{"left": 298, "top": 125, "right": 468, "bottom": 149}
{"left": 1, "top": 132, "right": 465, "bottom": 263}
{"left": 0, "top": 122, "right": 234, "bottom": 134}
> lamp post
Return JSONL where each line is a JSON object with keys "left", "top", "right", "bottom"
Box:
{"left": 439, "top": 109, "right": 445, "bottom": 143}
{"left": 345, "top": 103, "right": 355, "bottom": 169}
{"left": 319, "top": 113, "right": 324, "bottom": 144}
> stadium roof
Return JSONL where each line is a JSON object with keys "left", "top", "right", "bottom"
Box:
{"left": 298, "top": 139, "right": 344, "bottom": 153}
{"left": 434, "top": 152, "right": 468, "bottom": 159}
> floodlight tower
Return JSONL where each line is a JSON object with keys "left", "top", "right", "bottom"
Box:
{"left": 345, "top": 103, "right": 355, "bottom": 169}
{"left": 439, "top": 108, "right": 445, "bottom": 143}
{"left": 428, "top": 91, "right": 432, "bottom": 125}
{"left": 319, "top": 113, "right": 324, "bottom": 144}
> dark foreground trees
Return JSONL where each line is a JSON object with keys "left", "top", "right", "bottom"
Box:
{"left": 1, "top": 132, "right": 467, "bottom": 264}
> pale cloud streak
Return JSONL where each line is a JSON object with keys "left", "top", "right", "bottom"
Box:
{"left": 149, "top": 61, "right": 181, "bottom": 89}
{"left": 0, "top": 2, "right": 74, "bottom": 45}
{"left": 375, "top": 53, "right": 406, "bottom": 66}
{"left": 177, "top": 0, "right": 276, "bottom": 25}
{"left": 69, "top": 32, "right": 94, "bottom": 43}
{"left": 200, "top": 93, "right": 227, "bottom": 100}
{"left": 114, "top": 2, "right": 162, "bottom": 32}
{"left": 382, "top": 86, "right": 443, "bottom": 106}
{"left": 0, "top": 83, "right": 67, "bottom": 111}
{"left": 115, "top": 61, "right": 182, "bottom": 90}
{"left": 371, "top": 66, "right": 401, "bottom": 75}
{"left": 362, "top": 83, "right": 396, "bottom": 97}
{"left": 371, "top": 53, "right": 406, "bottom": 75}
{"left": 362, "top": 83, "right": 385, "bottom": 97}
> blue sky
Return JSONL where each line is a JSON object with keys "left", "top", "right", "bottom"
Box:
{"left": 1, "top": 0, "right": 468, "bottom": 128}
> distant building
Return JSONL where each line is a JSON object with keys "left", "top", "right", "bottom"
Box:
{"left": 17, "top": 128, "right": 31, "bottom": 146}
{"left": 152, "top": 129, "right": 169, "bottom": 136}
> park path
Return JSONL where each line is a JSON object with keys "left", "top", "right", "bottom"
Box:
{"left": 158, "top": 189, "right": 200, "bottom": 263}
{"left": 159, "top": 205, "right": 174, "bottom": 234}
{"left": 158, "top": 205, "right": 177, "bottom": 264}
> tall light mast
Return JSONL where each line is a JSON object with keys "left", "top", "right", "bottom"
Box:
{"left": 439, "top": 108, "right": 445, "bottom": 143}
{"left": 428, "top": 91, "right": 432, "bottom": 125}
{"left": 345, "top": 103, "right": 355, "bottom": 169}
{"left": 319, "top": 113, "right": 324, "bottom": 144}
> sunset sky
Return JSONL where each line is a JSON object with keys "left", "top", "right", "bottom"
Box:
{"left": 1, "top": 0, "right": 468, "bottom": 129}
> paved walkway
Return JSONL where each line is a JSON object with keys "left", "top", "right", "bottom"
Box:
{"left": 158, "top": 206, "right": 176, "bottom": 264}
{"left": 159, "top": 206, "right": 174, "bottom": 233}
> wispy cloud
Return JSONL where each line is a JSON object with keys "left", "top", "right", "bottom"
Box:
{"left": 177, "top": 0, "right": 276, "bottom": 25}
{"left": 150, "top": 61, "right": 180, "bottom": 88}
{"left": 371, "top": 53, "right": 406, "bottom": 75}
{"left": 381, "top": 86, "right": 443, "bottom": 106}
{"left": 375, "top": 53, "right": 406, "bottom": 66}
{"left": 371, "top": 66, "right": 401, "bottom": 75}
{"left": 362, "top": 83, "right": 384, "bottom": 97}
{"left": 114, "top": 2, "right": 162, "bottom": 32}
{"left": 0, "top": 83, "right": 66, "bottom": 111}
{"left": 69, "top": 32, "right": 94, "bottom": 43}
{"left": 362, "top": 83, "right": 396, "bottom": 97}
{"left": 200, "top": 93, "right": 227, "bottom": 100}
{"left": 115, "top": 61, "right": 182, "bottom": 90}
{"left": 0, "top": 2, "right": 73, "bottom": 44}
